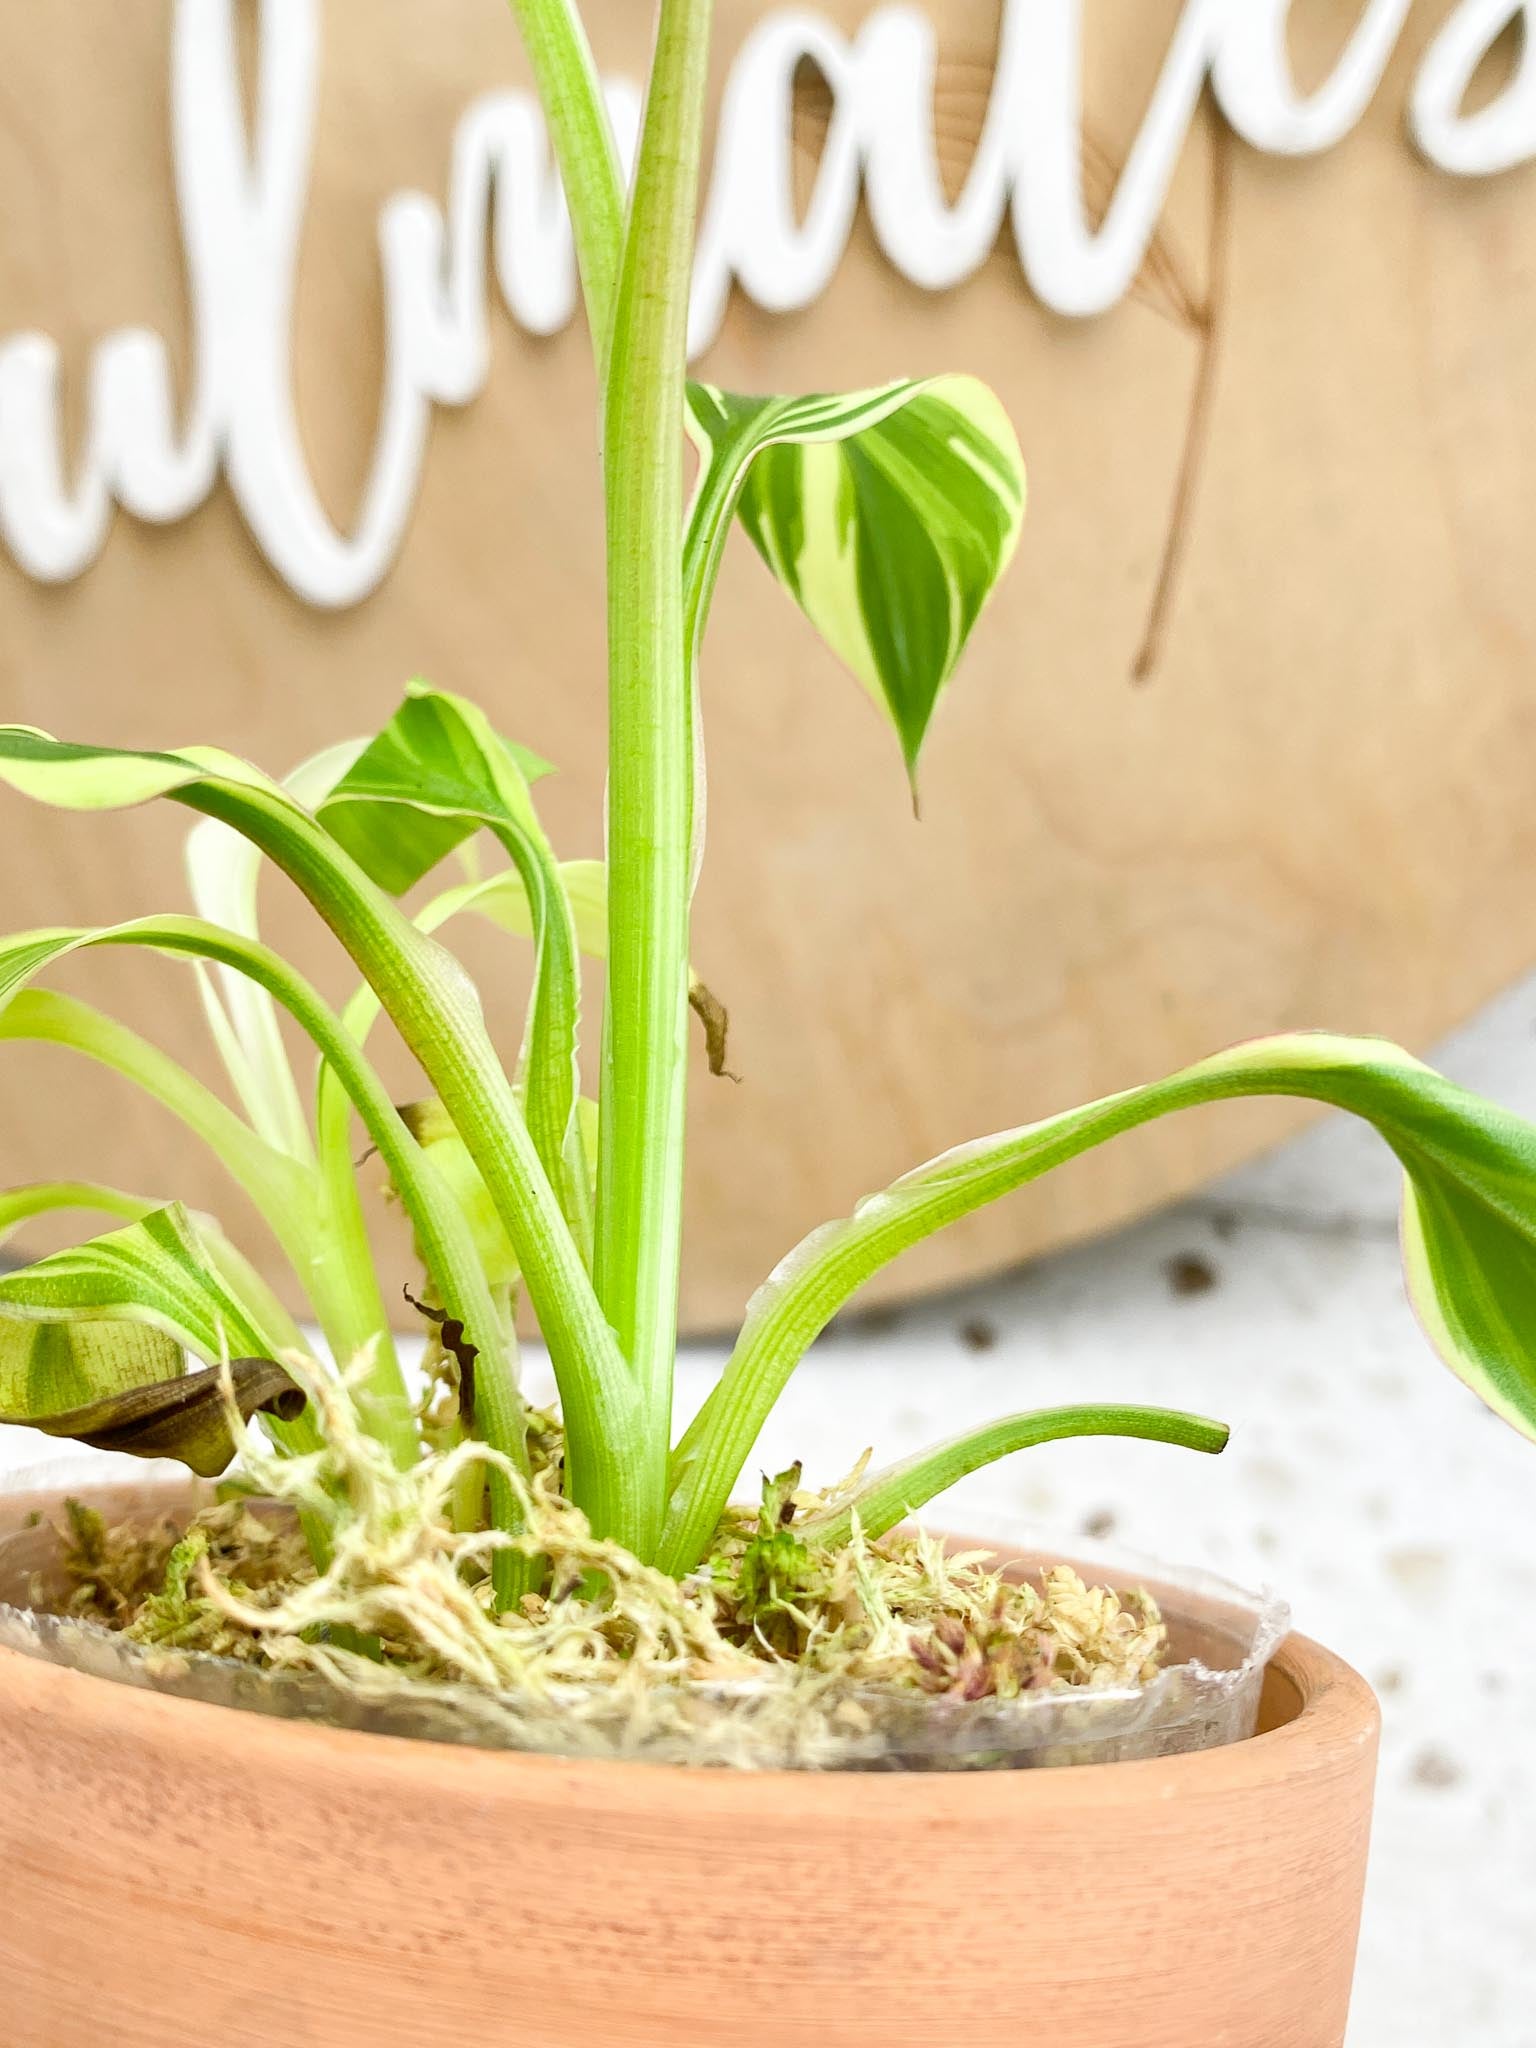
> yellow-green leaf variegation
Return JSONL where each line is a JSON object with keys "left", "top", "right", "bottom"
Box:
{"left": 686, "top": 375, "right": 1026, "bottom": 784}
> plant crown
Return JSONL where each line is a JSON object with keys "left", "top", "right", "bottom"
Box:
{"left": 0, "top": 2, "right": 1532, "bottom": 1608}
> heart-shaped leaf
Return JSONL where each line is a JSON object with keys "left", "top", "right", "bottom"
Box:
{"left": 686, "top": 375, "right": 1026, "bottom": 786}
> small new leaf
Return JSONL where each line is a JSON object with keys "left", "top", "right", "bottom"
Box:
{"left": 318, "top": 683, "right": 552, "bottom": 895}
{"left": 732, "top": 1462, "right": 810, "bottom": 1624}
{"left": 686, "top": 376, "right": 1025, "bottom": 787}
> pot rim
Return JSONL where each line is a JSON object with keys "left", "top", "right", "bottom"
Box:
{"left": 0, "top": 1483, "right": 1379, "bottom": 1810}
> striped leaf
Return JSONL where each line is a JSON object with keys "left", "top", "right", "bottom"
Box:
{"left": 0, "top": 1204, "right": 296, "bottom": 1371}
{"left": 319, "top": 685, "right": 586, "bottom": 1252}
{"left": 661, "top": 1033, "right": 1536, "bottom": 1571}
{"left": 0, "top": 1318, "right": 184, "bottom": 1423}
{"left": 0, "top": 721, "right": 643, "bottom": 1551}
{"left": 0, "top": 1341, "right": 303, "bottom": 1477}
{"left": 685, "top": 375, "right": 1026, "bottom": 783}
{"left": 315, "top": 685, "right": 553, "bottom": 897}
{"left": 0, "top": 1204, "right": 309, "bottom": 1474}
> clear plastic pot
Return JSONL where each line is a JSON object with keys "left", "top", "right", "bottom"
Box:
{"left": 0, "top": 1489, "right": 1288, "bottom": 1771}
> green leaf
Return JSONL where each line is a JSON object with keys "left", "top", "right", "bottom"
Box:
{"left": 0, "top": 1203, "right": 319, "bottom": 1479}
{"left": 0, "top": 1318, "right": 183, "bottom": 1420}
{"left": 0, "top": 732, "right": 276, "bottom": 809}
{"left": 398, "top": 1099, "right": 522, "bottom": 1291}
{"left": 661, "top": 1033, "right": 1536, "bottom": 1573}
{"left": 429, "top": 858, "right": 608, "bottom": 958}
{"left": 182, "top": 738, "right": 412, "bottom": 1407}
{"left": 799, "top": 1408, "right": 1231, "bottom": 1550}
{"left": 0, "top": 987, "right": 313, "bottom": 1231}
{"left": 0, "top": 722, "right": 643, "bottom": 1553}
{"left": 183, "top": 739, "right": 366, "bottom": 1162}
{"left": 0, "top": 1342, "right": 304, "bottom": 1478}
{"left": 319, "top": 685, "right": 588, "bottom": 1256}
{"left": 685, "top": 375, "right": 1025, "bottom": 783}
{"left": 729, "top": 1462, "right": 810, "bottom": 1624}
{"left": 0, "top": 1181, "right": 160, "bottom": 1249}
{"left": 0, "top": 911, "right": 522, "bottom": 1476}
{"left": 0, "top": 981, "right": 405, "bottom": 1446}
{"left": 0, "top": 1203, "right": 299, "bottom": 1370}
{"left": 315, "top": 686, "right": 551, "bottom": 896}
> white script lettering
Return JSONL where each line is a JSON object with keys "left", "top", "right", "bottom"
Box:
{"left": 0, "top": 0, "right": 1528, "bottom": 607}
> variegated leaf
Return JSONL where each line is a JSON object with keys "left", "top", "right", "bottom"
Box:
{"left": 662, "top": 1032, "right": 1536, "bottom": 1572}
{"left": 0, "top": 1343, "right": 304, "bottom": 1477}
{"left": 686, "top": 375, "right": 1025, "bottom": 783}
{"left": 319, "top": 685, "right": 585, "bottom": 1249}
{"left": 317, "top": 685, "right": 552, "bottom": 896}
{"left": 0, "top": 1199, "right": 309, "bottom": 1475}
{"left": 0, "top": 1203, "right": 298, "bottom": 1372}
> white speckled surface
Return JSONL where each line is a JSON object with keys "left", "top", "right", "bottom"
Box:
{"left": 3, "top": 982, "right": 1534, "bottom": 2044}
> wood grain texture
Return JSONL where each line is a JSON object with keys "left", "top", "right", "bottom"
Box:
{"left": 0, "top": 1486, "right": 1379, "bottom": 2047}
{"left": 1, "top": 3, "right": 1534, "bottom": 1331}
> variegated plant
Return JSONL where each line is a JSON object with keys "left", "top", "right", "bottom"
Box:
{"left": 0, "top": 0, "right": 1533, "bottom": 1608}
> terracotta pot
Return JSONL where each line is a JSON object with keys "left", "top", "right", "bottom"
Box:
{"left": 0, "top": 1485, "right": 1377, "bottom": 2048}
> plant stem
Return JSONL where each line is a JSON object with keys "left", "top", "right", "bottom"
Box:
{"left": 89, "top": 925, "right": 516, "bottom": 1491}
{"left": 487, "top": 823, "right": 592, "bottom": 1266}
{"left": 596, "top": 0, "right": 714, "bottom": 1559}
{"left": 0, "top": 1181, "right": 159, "bottom": 1239}
{"left": 179, "top": 788, "right": 648, "bottom": 1550}
{"left": 504, "top": 0, "right": 626, "bottom": 372}
{"left": 798, "top": 1407, "right": 1232, "bottom": 1550}
{"left": 0, "top": 987, "right": 406, "bottom": 1447}
{"left": 308, "top": 1117, "right": 416, "bottom": 1467}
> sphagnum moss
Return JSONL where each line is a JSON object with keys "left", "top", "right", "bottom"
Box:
{"left": 55, "top": 1369, "right": 1165, "bottom": 1753}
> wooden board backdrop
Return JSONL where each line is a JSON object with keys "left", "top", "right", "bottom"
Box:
{"left": 2, "top": 2, "right": 1536, "bottom": 1332}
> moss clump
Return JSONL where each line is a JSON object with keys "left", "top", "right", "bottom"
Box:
{"left": 47, "top": 1368, "right": 1166, "bottom": 1762}
{"left": 61, "top": 1498, "right": 315, "bottom": 1658}
{"left": 702, "top": 1466, "right": 1164, "bottom": 1699}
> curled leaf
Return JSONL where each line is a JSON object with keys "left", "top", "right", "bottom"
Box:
{"left": 402, "top": 1285, "right": 478, "bottom": 1429}
{"left": 662, "top": 1032, "right": 1536, "bottom": 1573}
{"left": 1, "top": 1349, "right": 304, "bottom": 1477}
{"left": 0, "top": 1203, "right": 300, "bottom": 1368}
